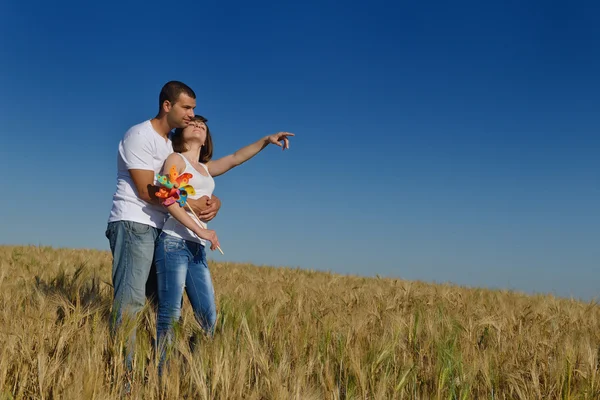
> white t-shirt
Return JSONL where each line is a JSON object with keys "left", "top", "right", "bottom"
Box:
{"left": 161, "top": 153, "right": 215, "bottom": 245}
{"left": 108, "top": 120, "right": 173, "bottom": 228}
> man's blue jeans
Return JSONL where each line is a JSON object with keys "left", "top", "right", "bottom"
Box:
{"left": 154, "top": 232, "right": 217, "bottom": 374}
{"left": 105, "top": 220, "right": 160, "bottom": 371}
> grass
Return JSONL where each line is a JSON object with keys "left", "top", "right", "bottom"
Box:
{"left": 1, "top": 245, "right": 600, "bottom": 399}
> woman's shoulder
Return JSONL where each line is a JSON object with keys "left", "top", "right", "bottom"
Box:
{"left": 163, "top": 152, "right": 186, "bottom": 170}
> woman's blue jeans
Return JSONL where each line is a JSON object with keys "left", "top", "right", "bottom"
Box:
{"left": 154, "top": 232, "right": 217, "bottom": 374}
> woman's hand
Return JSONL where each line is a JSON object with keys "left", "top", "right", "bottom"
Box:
{"left": 267, "top": 132, "right": 295, "bottom": 150}
{"left": 195, "top": 228, "right": 221, "bottom": 251}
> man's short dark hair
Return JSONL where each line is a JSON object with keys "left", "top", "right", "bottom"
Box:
{"left": 159, "top": 81, "right": 196, "bottom": 109}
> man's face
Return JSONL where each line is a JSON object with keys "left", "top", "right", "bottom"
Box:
{"left": 166, "top": 93, "right": 196, "bottom": 129}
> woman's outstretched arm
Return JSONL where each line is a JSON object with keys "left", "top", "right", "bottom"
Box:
{"left": 206, "top": 132, "right": 294, "bottom": 177}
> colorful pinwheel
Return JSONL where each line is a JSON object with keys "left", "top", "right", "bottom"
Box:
{"left": 156, "top": 165, "right": 224, "bottom": 254}
{"left": 156, "top": 166, "right": 196, "bottom": 207}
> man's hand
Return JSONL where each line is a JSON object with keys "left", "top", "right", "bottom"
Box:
{"left": 187, "top": 195, "right": 222, "bottom": 222}
{"left": 199, "top": 195, "right": 221, "bottom": 222}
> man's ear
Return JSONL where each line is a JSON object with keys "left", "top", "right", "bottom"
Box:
{"left": 162, "top": 100, "right": 172, "bottom": 114}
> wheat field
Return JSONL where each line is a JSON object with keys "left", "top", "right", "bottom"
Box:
{"left": 1, "top": 245, "right": 599, "bottom": 399}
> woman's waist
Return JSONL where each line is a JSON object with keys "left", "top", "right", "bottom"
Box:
{"left": 161, "top": 218, "right": 206, "bottom": 244}
{"left": 158, "top": 231, "right": 206, "bottom": 252}
{"left": 163, "top": 213, "right": 207, "bottom": 228}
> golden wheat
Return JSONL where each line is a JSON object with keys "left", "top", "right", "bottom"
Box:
{"left": 1, "top": 245, "right": 599, "bottom": 399}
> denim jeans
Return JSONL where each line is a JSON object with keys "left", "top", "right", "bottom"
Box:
{"left": 154, "top": 231, "right": 217, "bottom": 374}
{"left": 105, "top": 220, "right": 160, "bottom": 371}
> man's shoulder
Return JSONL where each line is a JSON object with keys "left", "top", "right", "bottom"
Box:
{"left": 123, "top": 120, "right": 153, "bottom": 139}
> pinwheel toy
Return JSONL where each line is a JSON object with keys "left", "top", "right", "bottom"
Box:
{"left": 156, "top": 165, "right": 224, "bottom": 255}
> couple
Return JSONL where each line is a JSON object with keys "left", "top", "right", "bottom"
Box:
{"left": 105, "top": 81, "right": 293, "bottom": 375}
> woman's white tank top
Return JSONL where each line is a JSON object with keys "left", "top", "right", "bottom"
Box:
{"left": 161, "top": 153, "right": 215, "bottom": 245}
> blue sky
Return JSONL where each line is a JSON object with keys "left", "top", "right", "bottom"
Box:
{"left": 1, "top": 1, "right": 598, "bottom": 299}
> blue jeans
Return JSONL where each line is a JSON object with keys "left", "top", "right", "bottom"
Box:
{"left": 154, "top": 232, "right": 217, "bottom": 374}
{"left": 105, "top": 220, "right": 160, "bottom": 371}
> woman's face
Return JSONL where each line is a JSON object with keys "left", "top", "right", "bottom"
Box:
{"left": 183, "top": 120, "right": 207, "bottom": 145}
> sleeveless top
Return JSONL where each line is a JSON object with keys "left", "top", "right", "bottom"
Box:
{"left": 161, "top": 153, "right": 215, "bottom": 245}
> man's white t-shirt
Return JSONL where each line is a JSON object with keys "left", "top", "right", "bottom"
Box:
{"left": 108, "top": 120, "right": 173, "bottom": 228}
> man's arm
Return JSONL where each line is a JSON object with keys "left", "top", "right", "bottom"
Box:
{"left": 129, "top": 169, "right": 162, "bottom": 204}
{"left": 133, "top": 153, "right": 188, "bottom": 205}
{"left": 187, "top": 195, "right": 222, "bottom": 222}
{"left": 120, "top": 130, "right": 164, "bottom": 204}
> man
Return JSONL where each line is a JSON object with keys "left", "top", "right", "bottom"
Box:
{"left": 105, "top": 81, "right": 221, "bottom": 370}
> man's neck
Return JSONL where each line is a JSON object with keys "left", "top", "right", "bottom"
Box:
{"left": 150, "top": 116, "right": 171, "bottom": 139}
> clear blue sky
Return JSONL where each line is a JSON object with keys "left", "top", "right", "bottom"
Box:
{"left": 1, "top": 1, "right": 598, "bottom": 299}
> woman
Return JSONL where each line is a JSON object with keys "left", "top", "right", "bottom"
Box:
{"left": 153, "top": 115, "right": 293, "bottom": 374}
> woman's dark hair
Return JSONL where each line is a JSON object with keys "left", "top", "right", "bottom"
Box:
{"left": 171, "top": 115, "right": 213, "bottom": 163}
